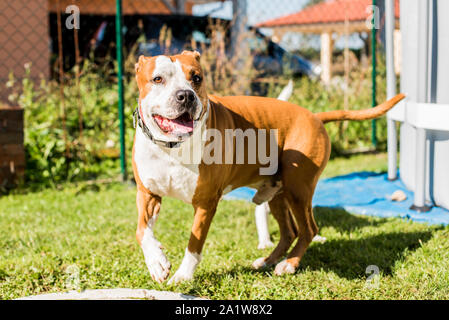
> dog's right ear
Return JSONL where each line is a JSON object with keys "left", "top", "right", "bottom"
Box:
{"left": 181, "top": 50, "right": 201, "bottom": 62}
{"left": 135, "top": 55, "right": 146, "bottom": 73}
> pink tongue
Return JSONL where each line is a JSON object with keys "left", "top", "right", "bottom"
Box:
{"left": 154, "top": 115, "right": 194, "bottom": 135}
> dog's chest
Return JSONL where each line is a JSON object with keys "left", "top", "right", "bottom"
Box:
{"left": 134, "top": 131, "right": 199, "bottom": 204}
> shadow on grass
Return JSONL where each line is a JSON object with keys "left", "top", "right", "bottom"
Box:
{"left": 199, "top": 208, "right": 437, "bottom": 283}
{"left": 299, "top": 230, "right": 433, "bottom": 279}
{"left": 313, "top": 206, "right": 388, "bottom": 232}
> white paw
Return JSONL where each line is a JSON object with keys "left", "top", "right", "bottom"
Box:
{"left": 252, "top": 257, "right": 268, "bottom": 270}
{"left": 168, "top": 269, "right": 194, "bottom": 285}
{"left": 312, "top": 235, "right": 327, "bottom": 243}
{"left": 257, "top": 240, "right": 275, "bottom": 250}
{"left": 167, "top": 249, "right": 201, "bottom": 285}
{"left": 144, "top": 245, "right": 171, "bottom": 283}
{"left": 274, "top": 259, "right": 296, "bottom": 276}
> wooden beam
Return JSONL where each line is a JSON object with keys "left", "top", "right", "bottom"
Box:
{"left": 320, "top": 32, "right": 333, "bottom": 84}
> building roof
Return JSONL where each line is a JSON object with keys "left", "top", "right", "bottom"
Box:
{"left": 256, "top": 0, "right": 400, "bottom": 28}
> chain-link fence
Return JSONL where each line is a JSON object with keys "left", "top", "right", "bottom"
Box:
{"left": 0, "top": 0, "right": 396, "bottom": 186}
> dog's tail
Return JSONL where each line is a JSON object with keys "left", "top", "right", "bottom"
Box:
{"left": 316, "top": 93, "right": 405, "bottom": 124}
{"left": 277, "top": 79, "right": 294, "bottom": 102}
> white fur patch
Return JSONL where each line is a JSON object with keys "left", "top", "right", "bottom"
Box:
{"left": 312, "top": 235, "right": 327, "bottom": 243}
{"left": 255, "top": 203, "right": 274, "bottom": 249}
{"left": 140, "top": 217, "right": 171, "bottom": 283}
{"left": 252, "top": 257, "right": 267, "bottom": 270}
{"left": 274, "top": 259, "right": 296, "bottom": 275}
{"left": 168, "top": 249, "right": 202, "bottom": 284}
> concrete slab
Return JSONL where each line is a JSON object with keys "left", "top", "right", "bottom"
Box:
{"left": 16, "top": 288, "right": 207, "bottom": 300}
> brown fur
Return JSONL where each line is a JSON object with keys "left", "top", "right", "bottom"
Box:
{"left": 317, "top": 93, "right": 405, "bottom": 123}
{"left": 132, "top": 136, "right": 161, "bottom": 246}
{"left": 133, "top": 51, "right": 405, "bottom": 276}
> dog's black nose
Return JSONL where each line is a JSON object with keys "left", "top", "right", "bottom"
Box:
{"left": 176, "top": 90, "right": 196, "bottom": 104}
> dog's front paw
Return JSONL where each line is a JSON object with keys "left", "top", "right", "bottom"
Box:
{"left": 144, "top": 246, "right": 171, "bottom": 283}
{"left": 167, "top": 249, "right": 201, "bottom": 285}
{"left": 257, "top": 240, "right": 275, "bottom": 250}
{"left": 312, "top": 235, "right": 327, "bottom": 243}
{"left": 252, "top": 257, "right": 268, "bottom": 270}
{"left": 274, "top": 259, "right": 296, "bottom": 276}
{"left": 168, "top": 269, "right": 194, "bottom": 285}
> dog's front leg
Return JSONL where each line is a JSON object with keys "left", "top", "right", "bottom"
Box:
{"left": 169, "top": 197, "right": 219, "bottom": 284}
{"left": 136, "top": 188, "right": 171, "bottom": 283}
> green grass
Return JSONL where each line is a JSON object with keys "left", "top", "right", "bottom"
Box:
{"left": 1, "top": 153, "right": 448, "bottom": 300}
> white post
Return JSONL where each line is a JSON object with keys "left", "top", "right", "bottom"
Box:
{"left": 386, "top": 0, "right": 397, "bottom": 181}
{"left": 410, "top": 128, "right": 431, "bottom": 212}
{"left": 410, "top": 0, "right": 432, "bottom": 212}
{"left": 320, "top": 32, "right": 333, "bottom": 85}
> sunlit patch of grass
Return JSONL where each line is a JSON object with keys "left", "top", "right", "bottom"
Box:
{"left": 1, "top": 153, "right": 447, "bottom": 300}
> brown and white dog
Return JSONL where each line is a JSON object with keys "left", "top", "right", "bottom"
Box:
{"left": 132, "top": 50, "right": 405, "bottom": 284}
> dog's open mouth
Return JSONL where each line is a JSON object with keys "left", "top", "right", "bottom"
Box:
{"left": 153, "top": 112, "right": 194, "bottom": 136}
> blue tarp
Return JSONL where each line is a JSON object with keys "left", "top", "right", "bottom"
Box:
{"left": 224, "top": 172, "right": 449, "bottom": 226}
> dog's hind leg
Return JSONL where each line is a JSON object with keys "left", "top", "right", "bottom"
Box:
{"left": 271, "top": 145, "right": 325, "bottom": 276}
{"left": 274, "top": 187, "right": 318, "bottom": 276}
{"left": 252, "top": 193, "right": 298, "bottom": 270}
{"left": 255, "top": 203, "right": 274, "bottom": 249}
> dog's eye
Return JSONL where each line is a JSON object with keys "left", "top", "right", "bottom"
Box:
{"left": 192, "top": 75, "right": 202, "bottom": 84}
{"left": 153, "top": 76, "right": 163, "bottom": 84}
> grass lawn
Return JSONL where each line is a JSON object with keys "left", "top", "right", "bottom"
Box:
{"left": 1, "top": 152, "right": 448, "bottom": 300}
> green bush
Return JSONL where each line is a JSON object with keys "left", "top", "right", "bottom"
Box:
{"left": 7, "top": 58, "right": 137, "bottom": 187}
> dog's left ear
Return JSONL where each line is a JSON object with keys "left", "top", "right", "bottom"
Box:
{"left": 181, "top": 50, "right": 201, "bottom": 62}
{"left": 135, "top": 55, "right": 146, "bottom": 73}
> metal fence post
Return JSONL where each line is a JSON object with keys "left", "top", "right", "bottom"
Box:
{"left": 231, "top": 0, "right": 247, "bottom": 57}
{"left": 116, "top": 0, "right": 127, "bottom": 181}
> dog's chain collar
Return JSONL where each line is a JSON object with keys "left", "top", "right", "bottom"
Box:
{"left": 133, "top": 106, "right": 182, "bottom": 149}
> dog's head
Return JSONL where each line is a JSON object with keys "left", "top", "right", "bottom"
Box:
{"left": 135, "top": 50, "right": 208, "bottom": 143}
